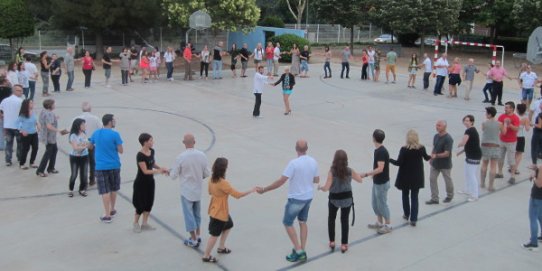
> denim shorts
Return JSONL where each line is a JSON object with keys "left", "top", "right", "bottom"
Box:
{"left": 300, "top": 60, "right": 309, "bottom": 72}
{"left": 522, "top": 88, "right": 534, "bottom": 101}
{"left": 181, "top": 196, "right": 201, "bottom": 232}
{"left": 95, "top": 169, "right": 121, "bottom": 195}
{"left": 282, "top": 198, "right": 312, "bottom": 226}
{"left": 104, "top": 68, "right": 111, "bottom": 79}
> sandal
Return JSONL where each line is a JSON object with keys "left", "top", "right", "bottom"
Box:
{"left": 68, "top": 192, "right": 74, "bottom": 197}
{"left": 48, "top": 169, "right": 59, "bottom": 174}
{"left": 329, "top": 241, "right": 335, "bottom": 251}
{"left": 20, "top": 165, "right": 29, "bottom": 170}
{"left": 202, "top": 255, "right": 218, "bottom": 263}
{"left": 341, "top": 244, "right": 348, "bottom": 253}
{"left": 36, "top": 172, "right": 48, "bottom": 177}
{"left": 217, "top": 247, "right": 231, "bottom": 254}
{"left": 79, "top": 191, "right": 88, "bottom": 197}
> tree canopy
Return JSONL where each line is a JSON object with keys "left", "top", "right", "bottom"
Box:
{"left": 0, "top": 0, "right": 35, "bottom": 56}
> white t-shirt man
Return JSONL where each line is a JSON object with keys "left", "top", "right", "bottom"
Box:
{"left": 75, "top": 112, "right": 102, "bottom": 137}
{"left": 435, "top": 57, "right": 449, "bottom": 76}
{"left": 282, "top": 155, "right": 319, "bottom": 200}
{"left": 423, "top": 57, "right": 433, "bottom": 73}
{"left": 171, "top": 148, "right": 210, "bottom": 202}
{"left": 253, "top": 72, "right": 268, "bottom": 94}
{"left": 0, "top": 94, "right": 23, "bottom": 129}
{"left": 530, "top": 98, "right": 542, "bottom": 124}
{"left": 520, "top": 71, "right": 538, "bottom": 89}
{"left": 273, "top": 46, "right": 281, "bottom": 62}
{"left": 24, "top": 61, "right": 38, "bottom": 82}
{"left": 368, "top": 50, "right": 375, "bottom": 64}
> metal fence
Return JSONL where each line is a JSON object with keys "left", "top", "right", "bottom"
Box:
{"left": 284, "top": 24, "right": 383, "bottom": 44}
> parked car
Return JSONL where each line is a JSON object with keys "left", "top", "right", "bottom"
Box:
{"left": 374, "top": 34, "right": 398, "bottom": 44}
{"left": 415, "top": 36, "right": 453, "bottom": 46}
{"left": 0, "top": 44, "right": 38, "bottom": 65}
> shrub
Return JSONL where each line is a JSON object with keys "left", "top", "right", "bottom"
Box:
{"left": 259, "top": 16, "right": 285, "bottom": 28}
{"left": 269, "top": 34, "right": 310, "bottom": 62}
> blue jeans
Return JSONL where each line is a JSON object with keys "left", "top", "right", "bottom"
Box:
{"left": 166, "top": 62, "right": 173, "bottom": 79}
{"left": 372, "top": 182, "right": 390, "bottom": 220}
{"left": 282, "top": 198, "right": 312, "bottom": 226}
{"left": 369, "top": 63, "right": 375, "bottom": 79}
{"left": 4, "top": 128, "right": 21, "bottom": 164}
{"left": 300, "top": 60, "right": 308, "bottom": 72}
{"left": 66, "top": 70, "right": 74, "bottom": 90}
{"left": 212, "top": 60, "right": 222, "bottom": 79}
{"left": 528, "top": 198, "right": 542, "bottom": 245}
{"left": 0, "top": 119, "right": 4, "bottom": 149}
{"left": 181, "top": 196, "right": 201, "bottom": 232}
{"left": 41, "top": 71, "right": 49, "bottom": 93}
{"left": 323, "top": 61, "right": 331, "bottom": 77}
{"left": 266, "top": 59, "right": 273, "bottom": 74}
{"left": 434, "top": 75, "right": 445, "bottom": 94}
{"left": 28, "top": 81, "right": 36, "bottom": 100}
{"left": 482, "top": 83, "right": 493, "bottom": 101}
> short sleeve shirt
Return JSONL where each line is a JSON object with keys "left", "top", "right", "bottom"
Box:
{"left": 102, "top": 53, "right": 112, "bottom": 69}
{"left": 464, "top": 127, "right": 482, "bottom": 160}
{"left": 423, "top": 58, "right": 432, "bottom": 73}
{"left": 70, "top": 133, "right": 89, "bottom": 157}
{"left": 435, "top": 58, "right": 449, "bottom": 76}
{"left": 342, "top": 50, "right": 350, "bottom": 62}
{"left": 431, "top": 133, "right": 453, "bottom": 169}
{"left": 386, "top": 51, "right": 397, "bottom": 65}
{"left": 39, "top": 109, "right": 57, "bottom": 144}
{"left": 282, "top": 155, "right": 319, "bottom": 200}
{"left": 464, "top": 65, "right": 478, "bottom": 81}
{"left": 90, "top": 128, "right": 123, "bottom": 170}
{"left": 520, "top": 72, "right": 538, "bottom": 89}
{"left": 373, "top": 146, "right": 390, "bottom": 184}
{"left": 64, "top": 53, "right": 74, "bottom": 72}
{"left": 498, "top": 113, "right": 520, "bottom": 142}
{"left": 213, "top": 46, "right": 222, "bottom": 61}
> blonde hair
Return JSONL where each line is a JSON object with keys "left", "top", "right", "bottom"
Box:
{"left": 405, "top": 129, "right": 423, "bottom": 150}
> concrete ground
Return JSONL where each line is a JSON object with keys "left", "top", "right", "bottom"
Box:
{"left": 1, "top": 61, "right": 541, "bottom": 271}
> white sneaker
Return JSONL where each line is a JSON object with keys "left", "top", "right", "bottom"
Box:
{"left": 133, "top": 223, "right": 141, "bottom": 233}
{"left": 377, "top": 225, "right": 392, "bottom": 234}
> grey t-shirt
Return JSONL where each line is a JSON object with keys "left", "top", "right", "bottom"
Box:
{"left": 39, "top": 109, "right": 57, "bottom": 144}
{"left": 342, "top": 50, "right": 350, "bottom": 63}
{"left": 431, "top": 133, "right": 453, "bottom": 169}
{"left": 464, "top": 65, "right": 478, "bottom": 81}
{"left": 119, "top": 52, "right": 130, "bottom": 70}
{"left": 65, "top": 53, "right": 74, "bottom": 72}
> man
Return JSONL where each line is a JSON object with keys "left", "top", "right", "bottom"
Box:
{"left": 239, "top": 43, "right": 250, "bottom": 78}
{"left": 433, "top": 53, "right": 449, "bottom": 96}
{"left": 253, "top": 66, "right": 269, "bottom": 117}
{"left": 489, "top": 60, "right": 512, "bottom": 106}
{"left": 130, "top": 46, "right": 139, "bottom": 80}
{"left": 170, "top": 133, "right": 209, "bottom": 247}
{"left": 183, "top": 42, "right": 193, "bottom": 80}
{"left": 426, "top": 120, "right": 454, "bottom": 204}
{"left": 253, "top": 43, "right": 264, "bottom": 71}
{"left": 367, "top": 46, "right": 376, "bottom": 80}
{"left": 522, "top": 166, "right": 542, "bottom": 251}
{"left": 257, "top": 139, "right": 319, "bottom": 262}
{"left": 212, "top": 41, "right": 224, "bottom": 79}
{"left": 497, "top": 101, "right": 520, "bottom": 184}
{"left": 64, "top": 47, "right": 76, "bottom": 91}
{"left": 0, "top": 84, "right": 23, "bottom": 166}
{"left": 102, "top": 47, "right": 113, "bottom": 87}
{"left": 340, "top": 46, "right": 352, "bottom": 79}
{"left": 75, "top": 102, "right": 102, "bottom": 186}
{"left": 529, "top": 98, "right": 542, "bottom": 169}
{"left": 363, "top": 129, "right": 392, "bottom": 234}
{"left": 422, "top": 53, "right": 432, "bottom": 90}
{"left": 24, "top": 56, "right": 38, "bottom": 99}
{"left": 519, "top": 65, "right": 539, "bottom": 107}
{"left": 119, "top": 48, "right": 130, "bottom": 86}
{"left": 89, "top": 114, "right": 123, "bottom": 223}
{"left": 462, "top": 58, "right": 479, "bottom": 100}
{"left": 273, "top": 42, "right": 281, "bottom": 77}
{"left": 385, "top": 48, "right": 397, "bottom": 84}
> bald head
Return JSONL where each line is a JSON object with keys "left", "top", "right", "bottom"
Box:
{"left": 82, "top": 101, "right": 91, "bottom": 112}
{"left": 295, "top": 139, "right": 308, "bottom": 154}
{"left": 183, "top": 133, "right": 195, "bottom": 148}
{"left": 436, "top": 120, "right": 447, "bottom": 133}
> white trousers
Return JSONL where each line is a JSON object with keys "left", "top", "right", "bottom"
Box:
{"left": 464, "top": 161, "right": 480, "bottom": 199}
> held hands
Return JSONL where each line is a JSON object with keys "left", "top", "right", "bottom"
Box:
{"left": 160, "top": 168, "right": 170, "bottom": 176}
{"left": 59, "top": 129, "right": 69, "bottom": 135}
{"left": 256, "top": 186, "right": 265, "bottom": 194}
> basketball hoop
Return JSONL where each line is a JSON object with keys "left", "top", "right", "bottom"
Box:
{"left": 186, "top": 10, "right": 212, "bottom": 43}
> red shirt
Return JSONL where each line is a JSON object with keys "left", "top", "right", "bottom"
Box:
{"left": 362, "top": 55, "right": 368, "bottom": 64}
{"left": 183, "top": 47, "right": 192, "bottom": 61}
{"left": 265, "top": 47, "right": 274, "bottom": 60}
{"left": 498, "top": 113, "right": 520, "bottom": 142}
{"left": 82, "top": 56, "right": 93, "bottom": 70}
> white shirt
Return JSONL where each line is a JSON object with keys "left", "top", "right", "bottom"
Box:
{"left": 368, "top": 50, "right": 375, "bottom": 63}
{"left": 435, "top": 57, "right": 449, "bottom": 76}
{"left": 75, "top": 112, "right": 102, "bottom": 138}
{"left": 273, "top": 47, "right": 281, "bottom": 61}
{"left": 7, "top": 71, "right": 18, "bottom": 86}
{"left": 486, "top": 70, "right": 493, "bottom": 83}
{"left": 282, "top": 154, "right": 319, "bottom": 200}
{"left": 24, "top": 62, "right": 38, "bottom": 81}
{"left": 530, "top": 98, "right": 542, "bottom": 124}
{"left": 423, "top": 57, "right": 432, "bottom": 73}
{"left": 253, "top": 72, "right": 268, "bottom": 94}
{"left": 0, "top": 94, "right": 23, "bottom": 129}
{"left": 170, "top": 148, "right": 210, "bottom": 201}
{"left": 164, "top": 51, "right": 175, "bottom": 62}
{"left": 520, "top": 71, "right": 538, "bottom": 89}
{"left": 253, "top": 48, "right": 263, "bottom": 61}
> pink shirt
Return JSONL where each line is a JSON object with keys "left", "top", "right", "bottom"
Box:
{"left": 489, "top": 66, "right": 508, "bottom": 82}
{"left": 449, "top": 63, "right": 461, "bottom": 74}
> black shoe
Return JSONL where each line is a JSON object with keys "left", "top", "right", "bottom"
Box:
{"left": 522, "top": 243, "right": 539, "bottom": 251}
{"left": 498, "top": 103, "right": 504, "bottom": 106}
{"left": 538, "top": 236, "right": 542, "bottom": 242}
{"left": 425, "top": 200, "right": 439, "bottom": 205}
{"left": 442, "top": 197, "right": 453, "bottom": 203}
{"left": 410, "top": 221, "right": 417, "bottom": 227}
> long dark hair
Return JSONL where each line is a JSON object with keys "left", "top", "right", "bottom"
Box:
{"left": 331, "top": 149, "right": 349, "bottom": 180}
{"left": 19, "top": 99, "right": 31, "bottom": 118}
{"left": 70, "top": 118, "right": 85, "bottom": 136}
{"left": 211, "top": 157, "right": 228, "bottom": 183}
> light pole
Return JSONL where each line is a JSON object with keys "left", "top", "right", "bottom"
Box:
{"left": 79, "top": 26, "right": 88, "bottom": 50}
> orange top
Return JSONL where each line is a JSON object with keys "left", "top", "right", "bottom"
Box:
{"left": 183, "top": 47, "right": 192, "bottom": 61}
{"left": 449, "top": 63, "right": 461, "bottom": 74}
{"left": 208, "top": 178, "right": 243, "bottom": 221}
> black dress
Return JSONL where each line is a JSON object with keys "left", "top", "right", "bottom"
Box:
{"left": 132, "top": 149, "right": 155, "bottom": 215}
{"left": 390, "top": 146, "right": 431, "bottom": 190}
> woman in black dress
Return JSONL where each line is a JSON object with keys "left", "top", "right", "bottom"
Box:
{"left": 390, "top": 129, "right": 431, "bottom": 226}
{"left": 132, "top": 133, "right": 168, "bottom": 233}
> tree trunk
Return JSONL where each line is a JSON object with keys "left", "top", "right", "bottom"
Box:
{"left": 489, "top": 25, "right": 496, "bottom": 44}
{"left": 420, "top": 32, "right": 425, "bottom": 53}
{"left": 95, "top": 32, "right": 103, "bottom": 60}
{"left": 350, "top": 27, "right": 355, "bottom": 56}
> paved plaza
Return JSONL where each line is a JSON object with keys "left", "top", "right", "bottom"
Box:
{"left": 1, "top": 63, "right": 540, "bottom": 271}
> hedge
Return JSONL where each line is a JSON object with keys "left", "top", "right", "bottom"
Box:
{"left": 269, "top": 34, "right": 310, "bottom": 63}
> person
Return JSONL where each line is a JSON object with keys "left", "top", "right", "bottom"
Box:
{"left": 265, "top": 42, "right": 274, "bottom": 76}
{"left": 82, "top": 51, "right": 94, "bottom": 88}
{"left": 433, "top": 53, "right": 449, "bottom": 96}
{"left": 299, "top": 45, "right": 310, "bottom": 78}
{"left": 24, "top": 56, "right": 38, "bottom": 99}
{"left": 15, "top": 47, "right": 25, "bottom": 64}
{"left": 64, "top": 47, "right": 76, "bottom": 92}
{"left": 457, "top": 115, "right": 482, "bottom": 201}
{"left": 374, "top": 50, "right": 381, "bottom": 82}
{"left": 253, "top": 42, "right": 264, "bottom": 71}
{"left": 447, "top": 57, "right": 462, "bottom": 98}
{"left": 361, "top": 50, "right": 369, "bottom": 80}
{"left": 154, "top": 49, "right": 161, "bottom": 78}
{"left": 426, "top": 120, "right": 454, "bottom": 204}
{"left": 212, "top": 41, "right": 225, "bottom": 79}
{"left": 132, "top": 133, "right": 168, "bottom": 233}
{"left": 519, "top": 65, "right": 538, "bottom": 107}
{"left": 17, "top": 63, "right": 29, "bottom": 98}
{"left": 102, "top": 47, "right": 113, "bottom": 87}
{"left": 480, "top": 107, "right": 501, "bottom": 192}
{"left": 407, "top": 53, "right": 419, "bottom": 88}
{"left": 40, "top": 51, "right": 51, "bottom": 96}
{"left": 422, "top": 53, "right": 432, "bottom": 90}
{"left": 170, "top": 133, "right": 210, "bottom": 247}
{"left": 17, "top": 99, "right": 39, "bottom": 170}
{"left": 340, "top": 46, "right": 352, "bottom": 79}
{"left": 239, "top": 43, "right": 250, "bottom": 78}
{"left": 462, "top": 58, "right": 479, "bottom": 100}
{"left": 390, "top": 129, "right": 431, "bottom": 226}
{"left": 522, "top": 166, "right": 542, "bottom": 251}
{"left": 140, "top": 52, "right": 150, "bottom": 83}
{"left": 272, "top": 68, "right": 296, "bottom": 115}
{"left": 289, "top": 43, "right": 300, "bottom": 76}
{"left": 75, "top": 102, "right": 102, "bottom": 186}
{"left": 229, "top": 43, "right": 239, "bottom": 78}
{"left": 130, "top": 46, "right": 139, "bottom": 81}
{"left": 164, "top": 47, "right": 176, "bottom": 81}
{"left": 318, "top": 149, "right": 363, "bottom": 253}
{"left": 489, "top": 60, "right": 512, "bottom": 106}
{"left": 199, "top": 45, "right": 210, "bottom": 80}
{"left": 36, "top": 99, "right": 68, "bottom": 177}
{"left": 367, "top": 46, "right": 376, "bottom": 80}
{"left": 362, "top": 129, "right": 392, "bottom": 234}
{"left": 0, "top": 76, "right": 11, "bottom": 150}
{"left": 253, "top": 66, "right": 269, "bottom": 117}
{"left": 119, "top": 47, "right": 131, "bottom": 86}
{"left": 0, "top": 84, "right": 24, "bottom": 166}
{"left": 50, "top": 54, "right": 62, "bottom": 92}
{"left": 323, "top": 46, "right": 332, "bottom": 79}
{"left": 89, "top": 114, "right": 124, "bottom": 223}
{"left": 482, "top": 63, "right": 494, "bottom": 103}
{"left": 273, "top": 42, "right": 281, "bottom": 76}
{"left": 6, "top": 62, "right": 18, "bottom": 87}
{"left": 497, "top": 101, "right": 520, "bottom": 184}
{"left": 385, "top": 48, "right": 397, "bottom": 84}
{"left": 530, "top": 99, "right": 542, "bottom": 169}
{"left": 201, "top": 157, "right": 256, "bottom": 263}
{"left": 183, "top": 43, "right": 194, "bottom": 80}
{"left": 515, "top": 104, "right": 530, "bottom": 176}
{"left": 68, "top": 118, "right": 89, "bottom": 197}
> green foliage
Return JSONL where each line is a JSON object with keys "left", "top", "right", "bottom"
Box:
{"left": 511, "top": 0, "right": 542, "bottom": 36}
{"left": 259, "top": 16, "right": 285, "bottom": 28}
{"left": 397, "top": 33, "right": 418, "bottom": 46}
{"left": 269, "top": 34, "right": 309, "bottom": 62}
{"left": 0, "top": 0, "right": 35, "bottom": 40}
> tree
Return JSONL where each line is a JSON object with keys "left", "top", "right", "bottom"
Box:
{"left": 475, "top": 0, "right": 515, "bottom": 42}
{"left": 511, "top": 0, "right": 542, "bottom": 36}
{"left": 285, "top": 0, "right": 307, "bottom": 29}
{"left": 0, "top": 0, "right": 35, "bottom": 57}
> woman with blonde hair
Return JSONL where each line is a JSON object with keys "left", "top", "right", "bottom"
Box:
{"left": 390, "top": 129, "right": 431, "bottom": 226}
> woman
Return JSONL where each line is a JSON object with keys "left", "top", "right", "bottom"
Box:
{"left": 482, "top": 63, "right": 494, "bottom": 103}
{"left": 229, "top": 43, "right": 239, "bottom": 78}
{"left": 17, "top": 62, "right": 29, "bottom": 98}
{"left": 323, "top": 46, "right": 332, "bottom": 79}
{"left": 139, "top": 52, "right": 150, "bottom": 83}
{"left": 199, "top": 45, "right": 210, "bottom": 79}
{"left": 202, "top": 157, "right": 255, "bottom": 263}
{"left": 407, "top": 53, "right": 419, "bottom": 88}
{"left": 373, "top": 50, "right": 381, "bottom": 82}
{"left": 36, "top": 99, "right": 67, "bottom": 177}
{"left": 50, "top": 54, "right": 62, "bottom": 92}
{"left": 480, "top": 106, "right": 501, "bottom": 192}
{"left": 6, "top": 62, "right": 18, "bottom": 87}
{"left": 457, "top": 115, "right": 482, "bottom": 201}
{"left": 149, "top": 51, "right": 158, "bottom": 81}
{"left": 390, "top": 129, "right": 431, "bottom": 226}
{"left": 448, "top": 57, "right": 462, "bottom": 97}
{"left": 81, "top": 51, "right": 94, "bottom": 88}
{"left": 265, "top": 42, "right": 274, "bottom": 76}
{"left": 289, "top": 44, "right": 300, "bottom": 76}
{"left": 515, "top": 103, "right": 530, "bottom": 175}
{"left": 299, "top": 45, "right": 310, "bottom": 78}
{"left": 17, "top": 99, "right": 39, "bottom": 170}
{"left": 318, "top": 150, "right": 363, "bottom": 253}
{"left": 164, "top": 47, "right": 176, "bottom": 81}
{"left": 68, "top": 118, "right": 89, "bottom": 197}
{"left": 15, "top": 47, "right": 25, "bottom": 64}
{"left": 361, "top": 50, "right": 369, "bottom": 80}
{"left": 132, "top": 133, "right": 168, "bottom": 233}
{"left": 40, "top": 51, "right": 51, "bottom": 96}
{"left": 272, "top": 67, "right": 296, "bottom": 115}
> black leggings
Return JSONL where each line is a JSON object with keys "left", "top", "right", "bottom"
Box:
{"left": 69, "top": 155, "right": 88, "bottom": 191}
{"left": 200, "top": 62, "right": 209, "bottom": 77}
{"left": 361, "top": 63, "right": 368, "bottom": 79}
{"left": 20, "top": 133, "right": 38, "bottom": 166}
{"left": 328, "top": 202, "right": 351, "bottom": 245}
